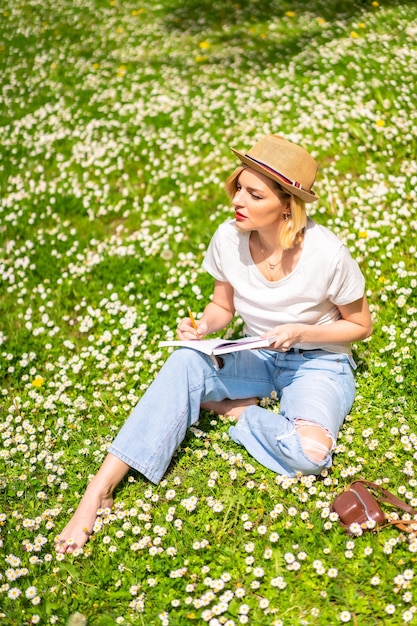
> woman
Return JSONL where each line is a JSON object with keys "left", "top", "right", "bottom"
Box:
{"left": 56, "top": 134, "right": 372, "bottom": 553}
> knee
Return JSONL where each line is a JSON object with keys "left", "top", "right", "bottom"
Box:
{"left": 295, "top": 420, "right": 335, "bottom": 464}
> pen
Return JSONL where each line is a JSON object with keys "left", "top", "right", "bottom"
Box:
{"left": 187, "top": 307, "right": 200, "bottom": 338}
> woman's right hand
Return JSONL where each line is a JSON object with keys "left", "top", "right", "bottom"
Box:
{"left": 176, "top": 317, "right": 208, "bottom": 340}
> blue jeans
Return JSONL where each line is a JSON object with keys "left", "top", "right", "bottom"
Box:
{"left": 108, "top": 347, "right": 356, "bottom": 483}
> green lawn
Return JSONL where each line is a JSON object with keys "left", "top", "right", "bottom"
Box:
{"left": 0, "top": 0, "right": 416, "bottom": 624}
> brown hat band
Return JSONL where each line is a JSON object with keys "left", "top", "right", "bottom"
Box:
{"left": 244, "top": 154, "right": 308, "bottom": 193}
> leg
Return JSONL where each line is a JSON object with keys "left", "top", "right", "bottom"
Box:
{"left": 55, "top": 453, "right": 129, "bottom": 553}
{"left": 230, "top": 350, "right": 356, "bottom": 476}
{"left": 201, "top": 397, "right": 258, "bottom": 419}
{"left": 108, "top": 347, "right": 275, "bottom": 484}
{"left": 278, "top": 351, "right": 355, "bottom": 465}
{"left": 295, "top": 420, "right": 335, "bottom": 463}
{"left": 201, "top": 353, "right": 260, "bottom": 419}
{"left": 56, "top": 349, "right": 274, "bottom": 552}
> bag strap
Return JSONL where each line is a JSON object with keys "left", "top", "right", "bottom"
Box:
{"left": 380, "top": 519, "right": 417, "bottom": 533}
{"left": 352, "top": 480, "right": 417, "bottom": 517}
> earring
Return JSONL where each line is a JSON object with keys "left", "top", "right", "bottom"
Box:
{"left": 283, "top": 213, "right": 291, "bottom": 221}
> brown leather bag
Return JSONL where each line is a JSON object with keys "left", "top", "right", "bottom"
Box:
{"left": 330, "top": 480, "right": 417, "bottom": 533}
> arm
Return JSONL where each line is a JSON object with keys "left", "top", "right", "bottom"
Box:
{"left": 177, "top": 280, "right": 235, "bottom": 340}
{"left": 264, "top": 295, "right": 373, "bottom": 351}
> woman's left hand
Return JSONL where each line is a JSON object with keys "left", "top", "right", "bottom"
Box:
{"left": 262, "top": 297, "right": 373, "bottom": 350}
{"left": 263, "top": 324, "right": 302, "bottom": 352}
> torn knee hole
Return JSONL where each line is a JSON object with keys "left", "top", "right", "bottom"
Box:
{"left": 295, "top": 419, "right": 334, "bottom": 463}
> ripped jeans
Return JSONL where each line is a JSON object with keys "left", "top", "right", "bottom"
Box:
{"left": 108, "top": 347, "right": 356, "bottom": 483}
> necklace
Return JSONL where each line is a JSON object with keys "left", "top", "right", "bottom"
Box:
{"left": 257, "top": 232, "right": 285, "bottom": 277}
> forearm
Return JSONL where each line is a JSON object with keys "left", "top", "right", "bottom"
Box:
{"left": 297, "top": 318, "right": 372, "bottom": 345}
{"left": 177, "top": 281, "right": 235, "bottom": 340}
{"left": 200, "top": 300, "right": 235, "bottom": 335}
{"left": 297, "top": 297, "right": 373, "bottom": 345}
{"left": 265, "top": 297, "right": 373, "bottom": 351}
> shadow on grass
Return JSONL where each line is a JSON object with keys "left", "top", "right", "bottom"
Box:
{"left": 162, "top": 0, "right": 415, "bottom": 32}
{"left": 158, "top": 0, "right": 416, "bottom": 73}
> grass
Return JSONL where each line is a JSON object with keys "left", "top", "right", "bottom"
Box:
{"left": 0, "top": 0, "right": 416, "bottom": 624}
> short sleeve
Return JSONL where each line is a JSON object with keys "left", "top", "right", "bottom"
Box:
{"left": 202, "top": 228, "right": 228, "bottom": 282}
{"left": 327, "top": 245, "right": 365, "bottom": 305}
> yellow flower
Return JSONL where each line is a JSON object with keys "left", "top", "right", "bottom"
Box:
{"left": 317, "top": 17, "right": 326, "bottom": 25}
{"left": 285, "top": 11, "right": 295, "bottom": 17}
{"left": 199, "top": 41, "right": 210, "bottom": 50}
{"left": 376, "top": 119, "right": 385, "bottom": 126}
{"left": 350, "top": 31, "right": 359, "bottom": 38}
{"left": 32, "top": 376, "right": 45, "bottom": 388}
{"left": 358, "top": 231, "right": 368, "bottom": 238}
{"left": 372, "top": 1, "right": 379, "bottom": 6}
{"left": 194, "top": 55, "right": 208, "bottom": 63}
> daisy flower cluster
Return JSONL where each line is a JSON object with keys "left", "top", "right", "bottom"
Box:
{"left": 0, "top": 0, "right": 416, "bottom": 624}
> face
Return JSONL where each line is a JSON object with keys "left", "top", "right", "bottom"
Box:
{"left": 232, "top": 168, "right": 290, "bottom": 233}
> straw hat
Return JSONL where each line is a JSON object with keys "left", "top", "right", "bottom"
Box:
{"left": 230, "top": 134, "right": 319, "bottom": 203}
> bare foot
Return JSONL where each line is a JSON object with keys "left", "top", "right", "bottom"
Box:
{"left": 55, "top": 453, "right": 130, "bottom": 554}
{"left": 201, "top": 397, "right": 258, "bottom": 420}
{"left": 55, "top": 486, "right": 113, "bottom": 553}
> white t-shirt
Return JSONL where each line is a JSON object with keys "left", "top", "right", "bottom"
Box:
{"left": 202, "top": 218, "right": 365, "bottom": 354}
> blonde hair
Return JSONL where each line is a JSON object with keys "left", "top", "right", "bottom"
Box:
{"left": 225, "top": 166, "right": 307, "bottom": 250}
